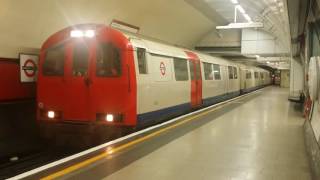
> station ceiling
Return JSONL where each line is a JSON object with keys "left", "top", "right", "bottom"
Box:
{"left": 0, "top": 0, "right": 291, "bottom": 66}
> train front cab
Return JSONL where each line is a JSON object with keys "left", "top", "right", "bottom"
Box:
{"left": 37, "top": 26, "right": 137, "bottom": 137}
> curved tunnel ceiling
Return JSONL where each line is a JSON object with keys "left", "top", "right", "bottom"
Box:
{"left": 0, "top": 0, "right": 291, "bottom": 60}
{"left": 187, "top": 0, "right": 291, "bottom": 52}
{"left": 0, "top": 0, "right": 217, "bottom": 58}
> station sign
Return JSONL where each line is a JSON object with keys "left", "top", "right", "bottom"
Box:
{"left": 20, "top": 54, "right": 39, "bottom": 83}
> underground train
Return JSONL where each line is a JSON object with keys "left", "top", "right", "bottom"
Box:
{"left": 37, "top": 24, "right": 271, "bottom": 138}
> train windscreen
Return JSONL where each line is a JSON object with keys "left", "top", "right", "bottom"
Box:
{"left": 73, "top": 43, "right": 89, "bottom": 77}
{"left": 96, "top": 43, "right": 121, "bottom": 77}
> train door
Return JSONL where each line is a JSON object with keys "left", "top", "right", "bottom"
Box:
{"left": 63, "top": 40, "right": 93, "bottom": 121}
{"left": 240, "top": 68, "right": 245, "bottom": 90}
{"left": 222, "top": 66, "right": 229, "bottom": 93}
{"left": 186, "top": 51, "right": 202, "bottom": 108}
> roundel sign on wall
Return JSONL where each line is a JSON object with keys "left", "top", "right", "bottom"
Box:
{"left": 20, "top": 54, "right": 39, "bottom": 82}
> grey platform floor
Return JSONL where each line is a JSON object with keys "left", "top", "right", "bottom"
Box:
{"left": 102, "top": 87, "right": 311, "bottom": 180}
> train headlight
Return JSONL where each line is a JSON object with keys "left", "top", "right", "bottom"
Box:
{"left": 70, "top": 30, "right": 84, "bottom": 38}
{"left": 105, "top": 114, "right": 114, "bottom": 122}
{"left": 48, "top": 111, "right": 55, "bottom": 119}
{"left": 70, "top": 30, "right": 95, "bottom": 38}
{"left": 85, "top": 30, "right": 95, "bottom": 38}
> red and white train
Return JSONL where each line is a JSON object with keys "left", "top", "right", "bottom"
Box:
{"left": 37, "top": 24, "right": 270, "bottom": 137}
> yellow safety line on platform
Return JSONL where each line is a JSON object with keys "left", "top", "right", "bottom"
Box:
{"left": 41, "top": 92, "right": 256, "bottom": 180}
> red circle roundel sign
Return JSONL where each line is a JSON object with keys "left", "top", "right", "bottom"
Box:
{"left": 22, "top": 59, "right": 37, "bottom": 77}
{"left": 20, "top": 54, "right": 39, "bottom": 82}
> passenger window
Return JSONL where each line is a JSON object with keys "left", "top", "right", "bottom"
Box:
{"left": 254, "top": 72, "right": 258, "bottom": 79}
{"left": 174, "top": 58, "right": 189, "bottom": 81}
{"left": 233, "top": 67, "right": 238, "bottom": 79}
{"left": 96, "top": 43, "right": 121, "bottom": 77}
{"left": 246, "top": 71, "right": 251, "bottom": 79}
{"left": 189, "top": 61, "right": 194, "bottom": 80}
{"left": 260, "top": 72, "right": 264, "bottom": 79}
{"left": 228, "top": 66, "right": 234, "bottom": 79}
{"left": 213, "top": 64, "right": 221, "bottom": 80}
{"left": 203, "top": 62, "right": 213, "bottom": 80}
{"left": 137, "top": 48, "right": 147, "bottom": 74}
{"left": 43, "top": 45, "right": 65, "bottom": 76}
{"left": 73, "top": 43, "right": 89, "bottom": 77}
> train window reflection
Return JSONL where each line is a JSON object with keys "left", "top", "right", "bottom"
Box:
{"left": 43, "top": 45, "right": 65, "bottom": 76}
{"left": 203, "top": 62, "right": 213, "bottom": 80}
{"left": 246, "top": 71, "right": 252, "bottom": 79}
{"left": 96, "top": 43, "right": 121, "bottom": 77}
{"left": 213, "top": 64, "right": 221, "bottom": 80}
{"left": 228, "top": 66, "right": 234, "bottom": 79}
{"left": 174, "top": 58, "right": 189, "bottom": 81}
{"left": 233, "top": 67, "right": 238, "bottom": 79}
{"left": 254, "top": 72, "right": 259, "bottom": 79}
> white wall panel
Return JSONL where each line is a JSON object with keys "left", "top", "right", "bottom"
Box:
{"left": 241, "top": 29, "right": 289, "bottom": 55}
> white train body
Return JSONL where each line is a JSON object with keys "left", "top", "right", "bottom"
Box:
{"left": 128, "top": 33, "right": 270, "bottom": 126}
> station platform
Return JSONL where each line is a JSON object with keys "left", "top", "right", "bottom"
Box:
{"left": 14, "top": 87, "right": 312, "bottom": 180}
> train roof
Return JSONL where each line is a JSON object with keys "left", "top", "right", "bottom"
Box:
{"left": 124, "top": 31, "right": 268, "bottom": 72}
{"left": 41, "top": 23, "right": 269, "bottom": 73}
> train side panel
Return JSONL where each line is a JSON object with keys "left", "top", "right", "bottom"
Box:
{"left": 135, "top": 52, "right": 191, "bottom": 127}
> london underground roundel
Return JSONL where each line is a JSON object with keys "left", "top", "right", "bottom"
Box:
{"left": 20, "top": 54, "right": 39, "bottom": 82}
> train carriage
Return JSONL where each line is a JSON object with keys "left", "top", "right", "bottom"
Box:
{"left": 37, "top": 24, "right": 270, "bottom": 139}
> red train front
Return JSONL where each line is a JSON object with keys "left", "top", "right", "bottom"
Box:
{"left": 37, "top": 24, "right": 137, "bottom": 137}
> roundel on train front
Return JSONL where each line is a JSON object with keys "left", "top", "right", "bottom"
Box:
{"left": 308, "top": 57, "right": 319, "bottom": 101}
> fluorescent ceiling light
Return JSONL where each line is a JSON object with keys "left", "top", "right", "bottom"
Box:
{"left": 236, "top": 5, "right": 245, "bottom": 14}
{"left": 230, "top": 0, "right": 238, "bottom": 4}
{"left": 216, "top": 22, "right": 264, "bottom": 29}
{"left": 243, "top": 14, "right": 252, "bottom": 22}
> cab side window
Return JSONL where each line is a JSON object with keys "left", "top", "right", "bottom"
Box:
{"left": 137, "top": 48, "right": 147, "bottom": 74}
{"left": 189, "top": 61, "right": 194, "bottom": 80}
{"left": 96, "top": 43, "right": 121, "bottom": 77}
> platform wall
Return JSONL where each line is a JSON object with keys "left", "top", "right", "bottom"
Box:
{"left": 0, "top": 58, "right": 36, "bottom": 102}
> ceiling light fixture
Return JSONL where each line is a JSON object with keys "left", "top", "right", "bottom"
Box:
{"left": 236, "top": 5, "right": 246, "bottom": 14}
{"left": 243, "top": 14, "right": 252, "bottom": 22}
{"left": 230, "top": 0, "right": 238, "bottom": 4}
{"left": 216, "top": 1, "right": 264, "bottom": 29}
